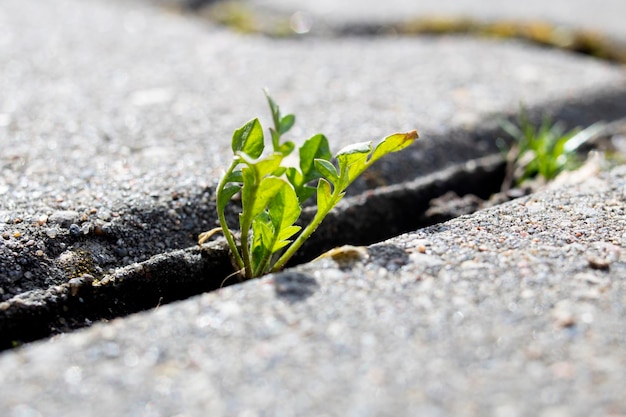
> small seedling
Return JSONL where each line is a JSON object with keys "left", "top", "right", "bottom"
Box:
{"left": 500, "top": 109, "right": 604, "bottom": 189}
{"left": 199, "top": 92, "right": 418, "bottom": 280}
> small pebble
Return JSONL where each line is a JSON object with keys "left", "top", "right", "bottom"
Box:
{"left": 587, "top": 256, "right": 610, "bottom": 270}
{"left": 68, "top": 274, "right": 95, "bottom": 297}
{"left": 69, "top": 224, "right": 81, "bottom": 237}
{"left": 48, "top": 210, "right": 80, "bottom": 228}
{"left": 315, "top": 245, "right": 368, "bottom": 267}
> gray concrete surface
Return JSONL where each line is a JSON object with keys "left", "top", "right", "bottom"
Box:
{"left": 1, "top": 0, "right": 626, "bottom": 415}
{"left": 1, "top": 166, "right": 625, "bottom": 416}
{"left": 3, "top": 0, "right": 625, "bottom": 301}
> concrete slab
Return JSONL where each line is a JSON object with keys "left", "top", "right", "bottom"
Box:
{"left": 2, "top": 0, "right": 626, "bottom": 305}
{"left": 1, "top": 0, "right": 626, "bottom": 414}
{"left": 191, "top": 0, "right": 626, "bottom": 64}
{"left": 1, "top": 164, "right": 625, "bottom": 416}
{"left": 241, "top": 0, "right": 626, "bottom": 34}
{"left": 200, "top": 0, "right": 626, "bottom": 43}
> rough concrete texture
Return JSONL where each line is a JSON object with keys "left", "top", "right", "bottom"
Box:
{"left": 1, "top": 165, "right": 625, "bottom": 417}
{"left": 1, "top": 0, "right": 626, "bottom": 415}
{"left": 3, "top": 0, "right": 626, "bottom": 302}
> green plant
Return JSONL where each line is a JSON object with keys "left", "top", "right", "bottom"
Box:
{"left": 500, "top": 110, "right": 604, "bottom": 189}
{"left": 199, "top": 92, "right": 418, "bottom": 280}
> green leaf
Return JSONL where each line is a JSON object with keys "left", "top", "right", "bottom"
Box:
{"left": 279, "top": 140, "right": 295, "bottom": 156}
{"left": 272, "top": 239, "right": 294, "bottom": 252}
{"left": 277, "top": 225, "right": 301, "bottom": 242}
{"left": 336, "top": 141, "right": 372, "bottom": 185}
{"left": 501, "top": 119, "right": 522, "bottom": 141}
{"left": 370, "top": 130, "right": 418, "bottom": 163}
{"left": 297, "top": 185, "right": 316, "bottom": 202}
{"left": 279, "top": 114, "right": 295, "bottom": 134}
{"left": 563, "top": 122, "right": 604, "bottom": 153}
{"left": 252, "top": 214, "right": 274, "bottom": 251}
{"left": 255, "top": 153, "right": 284, "bottom": 178}
{"left": 316, "top": 178, "right": 333, "bottom": 213}
{"left": 251, "top": 218, "right": 271, "bottom": 271}
{"left": 300, "top": 134, "right": 332, "bottom": 183}
{"left": 285, "top": 166, "right": 307, "bottom": 202}
{"left": 240, "top": 167, "right": 257, "bottom": 217}
{"left": 285, "top": 167, "right": 302, "bottom": 189}
{"left": 232, "top": 118, "right": 264, "bottom": 159}
{"left": 265, "top": 91, "right": 281, "bottom": 126}
{"left": 225, "top": 169, "right": 243, "bottom": 184}
{"left": 268, "top": 181, "right": 301, "bottom": 233}
{"left": 238, "top": 152, "right": 284, "bottom": 178}
{"left": 273, "top": 166, "right": 287, "bottom": 177}
{"left": 249, "top": 176, "right": 286, "bottom": 221}
{"left": 217, "top": 184, "right": 241, "bottom": 212}
{"left": 314, "top": 159, "right": 339, "bottom": 184}
{"left": 336, "top": 141, "right": 372, "bottom": 156}
{"left": 271, "top": 224, "right": 302, "bottom": 252}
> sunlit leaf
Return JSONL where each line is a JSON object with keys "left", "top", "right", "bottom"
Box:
{"left": 272, "top": 225, "right": 301, "bottom": 252}
{"left": 268, "top": 182, "right": 301, "bottom": 232}
{"left": 279, "top": 140, "right": 295, "bottom": 156}
{"left": 371, "top": 130, "right": 418, "bottom": 162}
{"left": 273, "top": 166, "right": 287, "bottom": 177}
{"left": 316, "top": 178, "right": 333, "bottom": 213}
{"left": 314, "top": 159, "right": 339, "bottom": 184}
{"left": 232, "top": 118, "right": 264, "bottom": 159}
{"left": 286, "top": 167, "right": 302, "bottom": 188}
{"left": 253, "top": 214, "right": 274, "bottom": 250}
{"left": 336, "top": 141, "right": 372, "bottom": 156}
{"left": 218, "top": 92, "right": 419, "bottom": 279}
{"left": 300, "top": 134, "right": 332, "bottom": 183}
{"left": 249, "top": 176, "right": 286, "bottom": 221}
{"left": 255, "top": 153, "right": 284, "bottom": 178}
{"left": 336, "top": 141, "right": 371, "bottom": 185}
{"left": 277, "top": 225, "right": 301, "bottom": 242}
{"left": 251, "top": 218, "right": 270, "bottom": 271}
{"left": 238, "top": 152, "right": 284, "bottom": 178}
{"left": 239, "top": 167, "right": 257, "bottom": 230}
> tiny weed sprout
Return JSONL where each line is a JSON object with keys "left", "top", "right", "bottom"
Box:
{"left": 500, "top": 109, "right": 604, "bottom": 189}
{"left": 199, "top": 92, "right": 418, "bottom": 280}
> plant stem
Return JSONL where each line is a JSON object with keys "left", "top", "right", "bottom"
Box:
{"left": 217, "top": 163, "right": 245, "bottom": 271}
{"left": 238, "top": 181, "right": 258, "bottom": 280}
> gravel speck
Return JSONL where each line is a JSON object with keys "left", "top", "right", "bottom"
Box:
{"left": 48, "top": 211, "right": 80, "bottom": 228}
{"left": 69, "top": 224, "right": 81, "bottom": 237}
